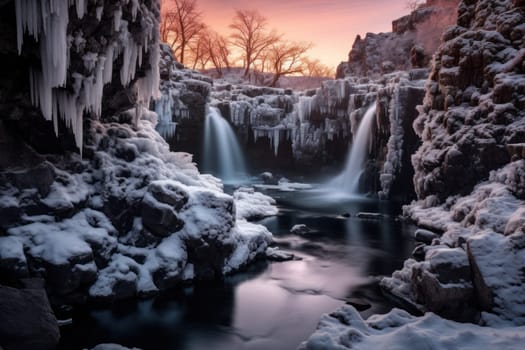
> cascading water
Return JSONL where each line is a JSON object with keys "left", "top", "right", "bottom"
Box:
{"left": 202, "top": 106, "right": 248, "bottom": 182}
{"left": 329, "top": 103, "right": 377, "bottom": 195}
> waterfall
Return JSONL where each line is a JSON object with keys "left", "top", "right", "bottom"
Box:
{"left": 202, "top": 106, "right": 248, "bottom": 182}
{"left": 330, "top": 103, "right": 377, "bottom": 195}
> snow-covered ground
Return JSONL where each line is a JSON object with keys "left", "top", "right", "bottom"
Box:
{"left": 301, "top": 305, "right": 525, "bottom": 350}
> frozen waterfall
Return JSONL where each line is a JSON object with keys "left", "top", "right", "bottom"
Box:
{"left": 202, "top": 106, "right": 248, "bottom": 183}
{"left": 329, "top": 103, "right": 377, "bottom": 195}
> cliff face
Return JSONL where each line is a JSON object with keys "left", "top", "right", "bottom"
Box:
{"left": 413, "top": 0, "right": 525, "bottom": 201}
{"left": 337, "top": 0, "right": 459, "bottom": 79}
{"left": 382, "top": 0, "right": 525, "bottom": 326}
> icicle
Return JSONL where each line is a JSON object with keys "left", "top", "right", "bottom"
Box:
{"left": 95, "top": 6, "right": 104, "bottom": 21}
{"left": 74, "top": 0, "right": 86, "bottom": 19}
{"left": 273, "top": 128, "right": 280, "bottom": 157}
{"left": 114, "top": 7, "right": 122, "bottom": 32}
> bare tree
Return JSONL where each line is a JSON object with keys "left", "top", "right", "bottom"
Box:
{"left": 161, "top": 0, "right": 205, "bottom": 65}
{"left": 302, "top": 58, "right": 335, "bottom": 78}
{"left": 188, "top": 29, "right": 231, "bottom": 76}
{"left": 266, "top": 41, "right": 311, "bottom": 87}
{"left": 229, "top": 9, "right": 280, "bottom": 77}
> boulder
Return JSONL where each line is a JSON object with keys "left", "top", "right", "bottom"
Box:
{"left": 141, "top": 192, "right": 185, "bottom": 238}
{"left": 414, "top": 229, "right": 439, "bottom": 245}
{"left": 0, "top": 284, "right": 60, "bottom": 350}
{"left": 411, "top": 247, "right": 476, "bottom": 320}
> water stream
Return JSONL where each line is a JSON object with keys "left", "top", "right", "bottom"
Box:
{"left": 59, "top": 185, "right": 415, "bottom": 350}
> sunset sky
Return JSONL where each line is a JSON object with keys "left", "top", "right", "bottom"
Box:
{"left": 197, "top": 0, "right": 411, "bottom": 69}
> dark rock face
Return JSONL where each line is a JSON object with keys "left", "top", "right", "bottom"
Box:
{"left": 387, "top": 0, "right": 525, "bottom": 326}
{"left": 0, "top": 283, "right": 60, "bottom": 350}
{"left": 412, "top": 0, "right": 525, "bottom": 201}
{"left": 336, "top": 0, "right": 459, "bottom": 79}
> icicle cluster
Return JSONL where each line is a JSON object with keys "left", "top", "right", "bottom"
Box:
{"left": 15, "top": 0, "right": 161, "bottom": 153}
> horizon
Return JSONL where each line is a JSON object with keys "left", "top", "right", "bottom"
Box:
{"left": 193, "top": 0, "right": 411, "bottom": 69}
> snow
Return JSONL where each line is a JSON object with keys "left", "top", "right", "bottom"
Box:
{"left": 300, "top": 306, "right": 525, "bottom": 350}
{"left": 223, "top": 219, "right": 272, "bottom": 274}
{"left": 8, "top": 209, "right": 117, "bottom": 266}
{"left": 233, "top": 187, "right": 278, "bottom": 220}
{"left": 254, "top": 178, "right": 313, "bottom": 192}
{"left": 0, "top": 236, "right": 26, "bottom": 262}
{"left": 396, "top": 162, "right": 525, "bottom": 325}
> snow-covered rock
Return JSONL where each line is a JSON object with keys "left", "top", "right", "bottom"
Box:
{"left": 386, "top": 0, "right": 525, "bottom": 326}
{"left": 0, "top": 0, "right": 272, "bottom": 303}
{"left": 233, "top": 187, "right": 278, "bottom": 221}
{"left": 300, "top": 305, "right": 525, "bottom": 350}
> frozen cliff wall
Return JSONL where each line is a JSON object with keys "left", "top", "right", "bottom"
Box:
{"left": 0, "top": 0, "right": 160, "bottom": 154}
{"left": 382, "top": 0, "right": 525, "bottom": 326}
{"left": 337, "top": 0, "right": 459, "bottom": 79}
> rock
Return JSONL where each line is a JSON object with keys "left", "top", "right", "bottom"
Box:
{"left": 414, "top": 229, "right": 439, "bottom": 245}
{"left": 412, "top": 244, "right": 426, "bottom": 261}
{"left": 356, "top": 212, "right": 386, "bottom": 220}
{"left": 141, "top": 191, "right": 185, "bottom": 238}
{"left": 290, "top": 224, "right": 313, "bottom": 235}
{"left": 91, "top": 345, "right": 142, "bottom": 350}
{"left": 260, "top": 172, "right": 277, "bottom": 185}
{"left": 345, "top": 297, "right": 372, "bottom": 311}
{"left": 265, "top": 247, "right": 296, "bottom": 262}
{"left": 0, "top": 236, "right": 28, "bottom": 281}
{"left": 411, "top": 247, "right": 475, "bottom": 320}
{"left": 0, "top": 284, "right": 60, "bottom": 350}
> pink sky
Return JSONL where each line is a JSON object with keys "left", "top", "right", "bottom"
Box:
{"left": 196, "top": 0, "right": 410, "bottom": 69}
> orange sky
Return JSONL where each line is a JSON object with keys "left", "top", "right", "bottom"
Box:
{"left": 196, "top": 0, "right": 411, "bottom": 69}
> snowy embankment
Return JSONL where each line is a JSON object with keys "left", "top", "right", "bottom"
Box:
{"left": 300, "top": 305, "right": 525, "bottom": 350}
{"left": 1, "top": 115, "right": 275, "bottom": 301}
{"left": 0, "top": 0, "right": 277, "bottom": 303}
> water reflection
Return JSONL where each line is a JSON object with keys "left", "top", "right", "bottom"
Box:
{"left": 59, "top": 187, "right": 414, "bottom": 350}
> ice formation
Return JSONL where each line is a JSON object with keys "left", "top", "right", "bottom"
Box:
{"left": 15, "top": 0, "right": 160, "bottom": 152}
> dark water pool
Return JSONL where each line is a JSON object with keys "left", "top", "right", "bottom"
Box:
{"left": 59, "top": 187, "right": 415, "bottom": 350}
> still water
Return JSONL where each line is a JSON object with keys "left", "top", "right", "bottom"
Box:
{"left": 59, "top": 187, "right": 415, "bottom": 350}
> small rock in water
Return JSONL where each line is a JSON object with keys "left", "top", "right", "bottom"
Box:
{"left": 414, "top": 229, "right": 439, "bottom": 245}
{"left": 290, "top": 224, "right": 313, "bottom": 235}
{"left": 345, "top": 297, "right": 372, "bottom": 311}
{"left": 91, "top": 345, "right": 142, "bottom": 350}
{"left": 260, "top": 172, "right": 277, "bottom": 185}
{"left": 341, "top": 212, "right": 351, "bottom": 218}
{"left": 412, "top": 244, "right": 426, "bottom": 261}
{"left": 265, "top": 247, "right": 297, "bottom": 262}
{"left": 356, "top": 212, "right": 385, "bottom": 220}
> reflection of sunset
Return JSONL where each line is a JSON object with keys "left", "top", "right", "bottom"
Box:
{"left": 193, "top": 0, "right": 409, "bottom": 69}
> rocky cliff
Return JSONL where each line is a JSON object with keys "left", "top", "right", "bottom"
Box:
{"left": 337, "top": 0, "right": 459, "bottom": 79}
{"left": 382, "top": 0, "right": 525, "bottom": 326}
